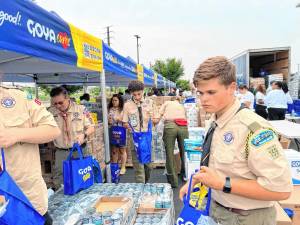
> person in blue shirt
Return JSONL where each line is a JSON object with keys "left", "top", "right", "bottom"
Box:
{"left": 265, "top": 81, "right": 292, "bottom": 120}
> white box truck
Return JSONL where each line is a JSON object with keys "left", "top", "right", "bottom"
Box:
{"left": 231, "top": 47, "right": 291, "bottom": 86}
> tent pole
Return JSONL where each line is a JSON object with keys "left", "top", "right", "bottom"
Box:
{"left": 34, "top": 77, "right": 39, "bottom": 98}
{"left": 100, "top": 69, "right": 111, "bottom": 183}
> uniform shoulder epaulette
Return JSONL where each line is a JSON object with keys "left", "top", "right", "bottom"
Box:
{"left": 1, "top": 85, "right": 23, "bottom": 91}
{"left": 237, "top": 109, "right": 264, "bottom": 133}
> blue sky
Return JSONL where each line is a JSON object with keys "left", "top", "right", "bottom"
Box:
{"left": 38, "top": 0, "right": 300, "bottom": 80}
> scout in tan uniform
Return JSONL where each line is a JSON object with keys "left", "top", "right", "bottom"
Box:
{"left": 48, "top": 86, "right": 95, "bottom": 189}
{"left": 180, "top": 56, "right": 292, "bottom": 225}
{"left": 122, "top": 80, "right": 159, "bottom": 183}
{"left": 159, "top": 96, "right": 188, "bottom": 188}
{"left": 0, "top": 85, "right": 60, "bottom": 225}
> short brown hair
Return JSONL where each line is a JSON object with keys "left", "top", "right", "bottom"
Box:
{"left": 128, "top": 80, "right": 144, "bottom": 93}
{"left": 193, "top": 56, "right": 236, "bottom": 87}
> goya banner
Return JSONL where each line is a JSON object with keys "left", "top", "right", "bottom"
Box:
{"left": 137, "top": 64, "right": 144, "bottom": 82}
{"left": 103, "top": 42, "right": 137, "bottom": 81}
{"left": 143, "top": 66, "right": 154, "bottom": 86}
{"left": 0, "top": 0, "right": 77, "bottom": 66}
{"left": 69, "top": 24, "right": 103, "bottom": 72}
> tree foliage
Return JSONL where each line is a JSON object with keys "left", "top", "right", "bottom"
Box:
{"left": 176, "top": 79, "right": 190, "bottom": 91}
{"left": 152, "top": 58, "right": 184, "bottom": 82}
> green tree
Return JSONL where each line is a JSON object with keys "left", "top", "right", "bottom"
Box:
{"left": 152, "top": 58, "right": 184, "bottom": 82}
{"left": 176, "top": 79, "right": 190, "bottom": 91}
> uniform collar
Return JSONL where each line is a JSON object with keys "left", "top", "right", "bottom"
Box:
{"left": 212, "top": 98, "right": 241, "bottom": 129}
{"left": 52, "top": 100, "right": 76, "bottom": 115}
{"left": 131, "top": 97, "right": 144, "bottom": 105}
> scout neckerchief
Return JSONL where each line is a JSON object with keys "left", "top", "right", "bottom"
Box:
{"left": 59, "top": 100, "right": 72, "bottom": 145}
{"left": 132, "top": 97, "right": 144, "bottom": 132}
{"left": 200, "top": 104, "right": 245, "bottom": 167}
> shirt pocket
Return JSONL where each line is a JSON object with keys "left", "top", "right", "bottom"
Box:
{"left": 3, "top": 113, "right": 31, "bottom": 128}
{"left": 213, "top": 147, "right": 234, "bottom": 174}
{"left": 71, "top": 114, "right": 84, "bottom": 132}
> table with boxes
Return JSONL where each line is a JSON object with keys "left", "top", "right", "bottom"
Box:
{"left": 48, "top": 183, "right": 175, "bottom": 225}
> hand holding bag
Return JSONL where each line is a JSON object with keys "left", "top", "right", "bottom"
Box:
{"left": 0, "top": 148, "right": 45, "bottom": 225}
{"left": 129, "top": 120, "right": 152, "bottom": 164}
{"left": 176, "top": 174, "right": 212, "bottom": 225}
{"left": 63, "top": 143, "right": 94, "bottom": 195}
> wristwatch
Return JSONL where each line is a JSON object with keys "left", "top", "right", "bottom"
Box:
{"left": 223, "top": 177, "right": 231, "bottom": 193}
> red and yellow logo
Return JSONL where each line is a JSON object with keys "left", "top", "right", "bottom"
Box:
{"left": 57, "top": 32, "right": 71, "bottom": 49}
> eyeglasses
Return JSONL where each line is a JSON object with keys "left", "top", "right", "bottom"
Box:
{"left": 53, "top": 101, "right": 64, "bottom": 106}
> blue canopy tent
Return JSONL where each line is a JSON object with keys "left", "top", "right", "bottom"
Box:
{"left": 0, "top": 0, "right": 175, "bottom": 183}
{"left": 0, "top": 0, "right": 114, "bottom": 181}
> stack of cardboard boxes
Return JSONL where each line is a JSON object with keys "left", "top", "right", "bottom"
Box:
{"left": 39, "top": 142, "right": 56, "bottom": 188}
{"left": 86, "top": 122, "right": 105, "bottom": 169}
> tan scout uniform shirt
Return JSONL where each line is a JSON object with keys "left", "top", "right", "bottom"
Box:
{"left": 208, "top": 99, "right": 292, "bottom": 210}
{"left": 159, "top": 100, "right": 186, "bottom": 120}
{"left": 0, "top": 86, "right": 58, "bottom": 215}
{"left": 123, "top": 97, "right": 159, "bottom": 132}
{"left": 49, "top": 101, "right": 93, "bottom": 149}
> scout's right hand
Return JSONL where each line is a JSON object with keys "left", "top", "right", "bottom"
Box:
{"left": 0, "top": 129, "right": 19, "bottom": 148}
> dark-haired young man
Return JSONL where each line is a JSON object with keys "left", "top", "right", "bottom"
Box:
{"left": 179, "top": 56, "right": 292, "bottom": 225}
{"left": 122, "top": 81, "right": 159, "bottom": 183}
{"left": 48, "top": 86, "right": 94, "bottom": 189}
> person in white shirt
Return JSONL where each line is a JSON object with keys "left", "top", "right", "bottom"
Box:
{"left": 255, "top": 84, "right": 268, "bottom": 119}
{"left": 282, "top": 82, "right": 293, "bottom": 105}
{"left": 238, "top": 85, "right": 255, "bottom": 109}
{"left": 265, "top": 81, "right": 291, "bottom": 120}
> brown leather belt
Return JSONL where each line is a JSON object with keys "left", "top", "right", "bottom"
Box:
{"left": 215, "top": 201, "right": 250, "bottom": 216}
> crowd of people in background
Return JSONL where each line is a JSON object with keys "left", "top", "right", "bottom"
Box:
{"left": 237, "top": 80, "right": 293, "bottom": 120}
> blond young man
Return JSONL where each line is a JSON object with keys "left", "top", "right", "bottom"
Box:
{"left": 180, "top": 56, "right": 292, "bottom": 225}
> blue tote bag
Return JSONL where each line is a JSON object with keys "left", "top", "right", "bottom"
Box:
{"left": 0, "top": 148, "right": 45, "bottom": 225}
{"left": 110, "top": 125, "right": 127, "bottom": 146}
{"left": 63, "top": 143, "right": 94, "bottom": 195}
{"left": 176, "top": 174, "right": 211, "bottom": 225}
{"left": 129, "top": 120, "right": 152, "bottom": 164}
{"left": 92, "top": 157, "right": 103, "bottom": 184}
{"left": 110, "top": 163, "right": 120, "bottom": 183}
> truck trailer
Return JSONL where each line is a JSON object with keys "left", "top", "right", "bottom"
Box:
{"left": 231, "top": 47, "right": 291, "bottom": 87}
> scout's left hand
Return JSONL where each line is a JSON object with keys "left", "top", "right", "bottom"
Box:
{"left": 76, "top": 134, "right": 85, "bottom": 145}
{"left": 193, "top": 166, "right": 225, "bottom": 191}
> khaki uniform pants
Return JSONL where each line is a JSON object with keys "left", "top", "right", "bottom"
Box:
{"left": 53, "top": 150, "right": 69, "bottom": 190}
{"left": 129, "top": 132, "right": 153, "bottom": 183}
{"left": 163, "top": 122, "right": 188, "bottom": 187}
{"left": 210, "top": 201, "right": 276, "bottom": 225}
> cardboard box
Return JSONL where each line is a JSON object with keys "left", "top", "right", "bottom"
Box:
{"left": 279, "top": 186, "right": 300, "bottom": 225}
{"left": 280, "top": 137, "right": 291, "bottom": 149}
{"left": 284, "top": 149, "right": 300, "bottom": 185}
{"left": 275, "top": 202, "right": 292, "bottom": 225}
{"left": 94, "top": 196, "right": 133, "bottom": 215}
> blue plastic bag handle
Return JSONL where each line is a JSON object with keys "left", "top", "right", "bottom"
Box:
{"left": 185, "top": 173, "right": 212, "bottom": 214}
{"left": 67, "top": 143, "right": 84, "bottom": 160}
{"left": 1, "top": 148, "right": 6, "bottom": 171}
